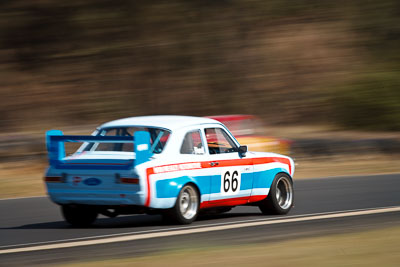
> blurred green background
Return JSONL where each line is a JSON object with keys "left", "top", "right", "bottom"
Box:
{"left": 0, "top": 0, "right": 399, "bottom": 132}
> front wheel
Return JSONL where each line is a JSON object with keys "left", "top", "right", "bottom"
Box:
{"left": 259, "top": 173, "right": 294, "bottom": 215}
{"left": 164, "top": 184, "right": 199, "bottom": 224}
{"left": 61, "top": 205, "right": 98, "bottom": 227}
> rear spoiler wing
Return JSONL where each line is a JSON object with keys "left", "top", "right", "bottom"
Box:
{"left": 46, "top": 130, "right": 152, "bottom": 169}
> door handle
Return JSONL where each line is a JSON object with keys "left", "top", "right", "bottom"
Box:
{"left": 209, "top": 162, "right": 219, "bottom": 167}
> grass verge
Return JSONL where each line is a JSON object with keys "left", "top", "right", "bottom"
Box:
{"left": 294, "top": 154, "right": 400, "bottom": 178}
{"left": 0, "top": 160, "right": 47, "bottom": 199}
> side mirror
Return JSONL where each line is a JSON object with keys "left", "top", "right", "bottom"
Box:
{"left": 238, "top": 145, "right": 248, "bottom": 158}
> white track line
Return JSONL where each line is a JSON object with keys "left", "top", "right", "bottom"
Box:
{"left": 1, "top": 206, "right": 400, "bottom": 255}
{"left": 0, "top": 196, "right": 45, "bottom": 201}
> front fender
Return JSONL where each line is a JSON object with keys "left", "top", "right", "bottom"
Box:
{"left": 253, "top": 167, "right": 291, "bottom": 190}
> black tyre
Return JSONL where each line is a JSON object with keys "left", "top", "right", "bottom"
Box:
{"left": 259, "top": 173, "right": 294, "bottom": 215}
{"left": 164, "top": 184, "right": 199, "bottom": 224}
{"left": 61, "top": 205, "right": 98, "bottom": 227}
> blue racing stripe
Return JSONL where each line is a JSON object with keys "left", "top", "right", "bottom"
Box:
{"left": 154, "top": 167, "right": 290, "bottom": 199}
{"left": 156, "top": 175, "right": 210, "bottom": 198}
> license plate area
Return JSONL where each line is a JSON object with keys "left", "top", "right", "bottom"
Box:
{"left": 68, "top": 175, "right": 109, "bottom": 188}
{"left": 67, "top": 174, "right": 140, "bottom": 190}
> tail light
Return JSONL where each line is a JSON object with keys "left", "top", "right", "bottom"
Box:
{"left": 115, "top": 173, "right": 139, "bottom": 184}
{"left": 44, "top": 173, "right": 66, "bottom": 183}
{"left": 45, "top": 176, "right": 63, "bottom": 183}
{"left": 120, "top": 178, "right": 139, "bottom": 184}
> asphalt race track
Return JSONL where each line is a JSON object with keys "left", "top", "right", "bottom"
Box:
{"left": 1, "top": 174, "right": 400, "bottom": 266}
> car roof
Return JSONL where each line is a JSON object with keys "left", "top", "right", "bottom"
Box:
{"left": 207, "top": 114, "right": 256, "bottom": 122}
{"left": 100, "top": 115, "right": 220, "bottom": 131}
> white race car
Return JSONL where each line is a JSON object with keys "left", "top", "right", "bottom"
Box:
{"left": 45, "top": 116, "right": 294, "bottom": 226}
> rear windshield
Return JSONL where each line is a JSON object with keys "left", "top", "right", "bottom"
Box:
{"left": 81, "top": 127, "right": 170, "bottom": 154}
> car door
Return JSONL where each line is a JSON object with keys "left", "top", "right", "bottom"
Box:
{"left": 202, "top": 126, "right": 254, "bottom": 208}
{"left": 178, "top": 129, "right": 212, "bottom": 203}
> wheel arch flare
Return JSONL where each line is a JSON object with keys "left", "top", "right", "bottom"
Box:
{"left": 149, "top": 175, "right": 204, "bottom": 209}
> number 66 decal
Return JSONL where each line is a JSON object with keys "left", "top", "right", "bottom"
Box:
{"left": 221, "top": 168, "right": 241, "bottom": 195}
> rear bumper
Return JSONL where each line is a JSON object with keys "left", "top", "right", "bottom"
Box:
{"left": 48, "top": 189, "right": 144, "bottom": 206}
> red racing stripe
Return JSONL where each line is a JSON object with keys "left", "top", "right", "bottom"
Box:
{"left": 201, "top": 158, "right": 253, "bottom": 168}
{"left": 145, "top": 168, "right": 154, "bottom": 207}
{"left": 199, "top": 195, "right": 268, "bottom": 209}
{"left": 253, "top": 157, "right": 292, "bottom": 174}
{"left": 200, "top": 196, "right": 249, "bottom": 209}
{"left": 248, "top": 194, "right": 268, "bottom": 202}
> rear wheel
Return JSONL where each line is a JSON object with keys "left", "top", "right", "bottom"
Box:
{"left": 259, "top": 173, "right": 294, "bottom": 215}
{"left": 164, "top": 184, "right": 199, "bottom": 224}
{"left": 61, "top": 205, "right": 98, "bottom": 227}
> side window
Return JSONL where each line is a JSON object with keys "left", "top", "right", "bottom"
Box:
{"left": 180, "top": 130, "right": 205, "bottom": 155}
{"left": 205, "top": 128, "right": 238, "bottom": 154}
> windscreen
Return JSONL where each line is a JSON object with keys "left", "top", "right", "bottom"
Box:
{"left": 81, "top": 127, "right": 170, "bottom": 154}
